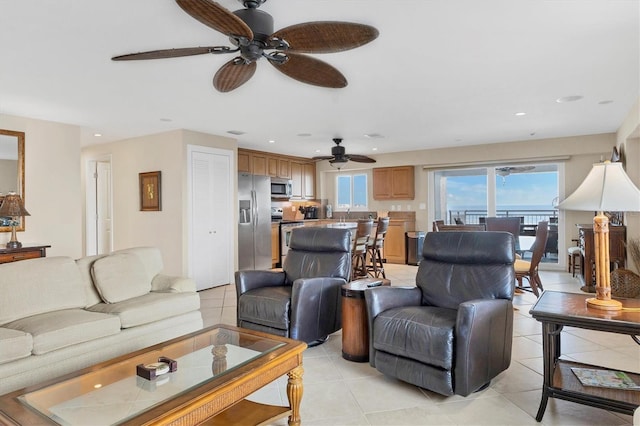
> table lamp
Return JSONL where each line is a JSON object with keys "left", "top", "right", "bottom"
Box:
{"left": 0, "top": 192, "right": 30, "bottom": 249}
{"left": 557, "top": 161, "right": 640, "bottom": 310}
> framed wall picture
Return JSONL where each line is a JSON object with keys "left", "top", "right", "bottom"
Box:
{"left": 139, "top": 171, "right": 161, "bottom": 211}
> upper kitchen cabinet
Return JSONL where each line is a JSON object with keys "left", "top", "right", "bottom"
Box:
{"left": 290, "top": 161, "right": 316, "bottom": 200}
{"left": 237, "top": 149, "right": 291, "bottom": 179}
{"left": 372, "top": 166, "right": 415, "bottom": 200}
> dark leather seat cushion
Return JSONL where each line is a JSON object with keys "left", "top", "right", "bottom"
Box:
{"left": 238, "top": 286, "right": 292, "bottom": 330}
{"left": 372, "top": 306, "right": 457, "bottom": 369}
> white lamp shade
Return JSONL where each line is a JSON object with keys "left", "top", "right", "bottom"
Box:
{"left": 557, "top": 161, "right": 640, "bottom": 212}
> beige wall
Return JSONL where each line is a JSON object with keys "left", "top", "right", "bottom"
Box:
{"left": 81, "top": 129, "right": 237, "bottom": 276}
{"left": 0, "top": 114, "right": 82, "bottom": 257}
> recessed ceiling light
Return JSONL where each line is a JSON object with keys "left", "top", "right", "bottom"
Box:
{"left": 227, "top": 130, "right": 245, "bottom": 135}
{"left": 93, "top": 133, "right": 102, "bottom": 137}
{"left": 598, "top": 100, "right": 613, "bottom": 105}
{"left": 372, "top": 147, "right": 378, "bottom": 151}
{"left": 268, "top": 140, "right": 275, "bottom": 144}
{"left": 364, "top": 133, "right": 384, "bottom": 138}
{"left": 515, "top": 112, "right": 526, "bottom": 116}
{"left": 556, "top": 95, "right": 583, "bottom": 103}
{"left": 315, "top": 149, "right": 321, "bottom": 153}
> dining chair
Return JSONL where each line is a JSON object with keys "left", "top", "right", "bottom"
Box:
{"left": 367, "top": 217, "right": 389, "bottom": 278}
{"left": 432, "top": 220, "right": 444, "bottom": 231}
{"left": 485, "top": 217, "right": 522, "bottom": 253}
{"left": 514, "top": 221, "right": 549, "bottom": 297}
{"left": 351, "top": 219, "right": 374, "bottom": 280}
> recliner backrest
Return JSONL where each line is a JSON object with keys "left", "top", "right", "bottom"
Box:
{"left": 283, "top": 227, "right": 351, "bottom": 284}
{"left": 417, "top": 231, "right": 516, "bottom": 309}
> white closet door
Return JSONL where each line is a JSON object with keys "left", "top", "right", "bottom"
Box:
{"left": 189, "top": 146, "right": 233, "bottom": 290}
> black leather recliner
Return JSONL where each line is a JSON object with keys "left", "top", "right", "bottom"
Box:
{"left": 235, "top": 227, "right": 351, "bottom": 344}
{"left": 365, "top": 231, "right": 516, "bottom": 396}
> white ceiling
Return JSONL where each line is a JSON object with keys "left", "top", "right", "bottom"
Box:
{"left": 1, "top": 1, "right": 638, "bottom": 159}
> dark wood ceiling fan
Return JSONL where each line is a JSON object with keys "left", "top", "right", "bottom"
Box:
{"left": 111, "top": 0, "right": 379, "bottom": 92}
{"left": 312, "top": 138, "right": 376, "bottom": 168}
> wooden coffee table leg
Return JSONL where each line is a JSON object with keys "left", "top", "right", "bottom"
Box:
{"left": 287, "top": 365, "right": 304, "bottom": 426}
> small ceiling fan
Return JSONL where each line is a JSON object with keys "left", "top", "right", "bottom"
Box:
{"left": 312, "top": 138, "right": 376, "bottom": 169}
{"left": 495, "top": 166, "right": 535, "bottom": 185}
{"left": 111, "top": 0, "right": 379, "bottom": 92}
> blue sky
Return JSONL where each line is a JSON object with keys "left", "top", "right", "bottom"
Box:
{"left": 447, "top": 172, "right": 558, "bottom": 209}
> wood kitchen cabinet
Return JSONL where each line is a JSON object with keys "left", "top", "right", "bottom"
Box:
{"left": 237, "top": 149, "right": 296, "bottom": 180}
{"left": 384, "top": 212, "right": 416, "bottom": 264}
{"left": 372, "top": 166, "right": 415, "bottom": 200}
{"left": 290, "top": 161, "right": 315, "bottom": 200}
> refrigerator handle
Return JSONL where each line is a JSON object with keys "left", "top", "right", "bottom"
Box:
{"left": 252, "top": 190, "right": 257, "bottom": 230}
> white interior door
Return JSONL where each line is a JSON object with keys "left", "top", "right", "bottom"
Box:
{"left": 85, "top": 158, "right": 113, "bottom": 256}
{"left": 188, "top": 145, "right": 233, "bottom": 290}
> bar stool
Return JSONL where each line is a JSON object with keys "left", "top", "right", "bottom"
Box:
{"left": 351, "top": 219, "right": 374, "bottom": 280}
{"left": 367, "top": 217, "right": 389, "bottom": 278}
{"left": 567, "top": 246, "right": 581, "bottom": 277}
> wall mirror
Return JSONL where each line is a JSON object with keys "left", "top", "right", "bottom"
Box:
{"left": 0, "top": 129, "right": 25, "bottom": 232}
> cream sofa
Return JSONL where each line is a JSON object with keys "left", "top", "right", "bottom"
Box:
{"left": 0, "top": 247, "right": 203, "bottom": 395}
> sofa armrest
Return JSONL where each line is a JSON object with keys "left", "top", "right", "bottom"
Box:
{"left": 151, "top": 274, "right": 196, "bottom": 293}
{"left": 454, "top": 298, "right": 513, "bottom": 396}
{"left": 234, "top": 270, "right": 286, "bottom": 297}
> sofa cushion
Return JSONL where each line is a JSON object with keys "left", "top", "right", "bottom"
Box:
{"left": 0, "top": 257, "right": 86, "bottom": 325}
{"left": 238, "top": 286, "right": 292, "bottom": 331}
{"left": 75, "top": 254, "right": 107, "bottom": 307}
{"left": 4, "top": 309, "right": 121, "bottom": 355}
{"left": 87, "top": 292, "right": 200, "bottom": 328}
{"left": 113, "top": 247, "right": 163, "bottom": 284}
{"left": 91, "top": 253, "right": 151, "bottom": 303}
{"left": 373, "top": 306, "right": 457, "bottom": 369}
{"left": 0, "top": 328, "right": 33, "bottom": 364}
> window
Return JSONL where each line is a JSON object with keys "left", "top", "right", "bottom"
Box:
{"left": 431, "top": 163, "right": 560, "bottom": 264}
{"left": 336, "top": 173, "right": 368, "bottom": 210}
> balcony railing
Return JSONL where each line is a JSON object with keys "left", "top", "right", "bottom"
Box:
{"left": 448, "top": 209, "right": 558, "bottom": 229}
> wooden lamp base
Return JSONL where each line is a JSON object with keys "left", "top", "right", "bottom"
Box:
{"left": 586, "top": 297, "right": 623, "bottom": 311}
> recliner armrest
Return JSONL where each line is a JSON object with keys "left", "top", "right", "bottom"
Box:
{"left": 151, "top": 274, "right": 196, "bottom": 293}
{"left": 364, "top": 287, "right": 422, "bottom": 367}
{"left": 454, "top": 298, "right": 513, "bottom": 396}
{"left": 364, "top": 286, "right": 422, "bottom": 319}
{"left": 235, "top": 270, "right": 286, "bottom": 296}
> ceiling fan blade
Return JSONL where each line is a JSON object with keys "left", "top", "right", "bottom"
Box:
{"left": 273, "top": 22, "right": 379, "bottom": 53}
{"left": 213, "top": 58, "right": 256, "bottom": 92}
{"left": 347, "top": 154, "right": 376, "bottom": 163}
{"left": 112, "top": 46, "right": 234, "bottom": 61}
{"left": 176, "top": 0, "right": 253, "bottom": 40}
{"left": 268, "top": 53, "right": 347, "bottom": 88}
{"left": 311, "top": 155, "right": 334, "bottom": 161}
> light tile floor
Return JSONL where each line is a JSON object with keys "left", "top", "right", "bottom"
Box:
{"left": 198, "top": 265, "right": 639, "bottom": 425}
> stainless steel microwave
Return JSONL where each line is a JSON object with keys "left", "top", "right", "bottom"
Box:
{"left": 271, "top": 178, "right": 292, "bottom": 200}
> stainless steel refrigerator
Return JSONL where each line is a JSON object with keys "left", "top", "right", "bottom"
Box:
{"left": 238, "top": 172, "right": 272, "bottom": 271}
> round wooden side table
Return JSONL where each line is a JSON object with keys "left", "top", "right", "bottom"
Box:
{"left": 341, "top": 278, "right": 391, "bottom": 362}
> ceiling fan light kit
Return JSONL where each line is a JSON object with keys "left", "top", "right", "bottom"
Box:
{"left": 112, "top": 0, "right": 379, "bottom": 92}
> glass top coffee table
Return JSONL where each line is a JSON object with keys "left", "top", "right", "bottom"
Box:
{"left": 0, "top": 324, "right": 307, "bottom": 425}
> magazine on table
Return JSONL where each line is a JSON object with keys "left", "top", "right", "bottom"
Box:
{"left": 571, "top": 367, "right": 640, "bottom": 390}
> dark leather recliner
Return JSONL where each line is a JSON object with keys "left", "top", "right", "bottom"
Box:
{"left": 365, "top": 231, "right": 516, "bottom": 396}
{"left": 235, "top": 227, "right": 351, "bottom": 344}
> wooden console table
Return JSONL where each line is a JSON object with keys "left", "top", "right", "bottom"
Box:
{"left": 0, "top": 245, "right": 50, "bottom": 264}
{"left": 530, "top": 291, "right": 640, "bottom": 422}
